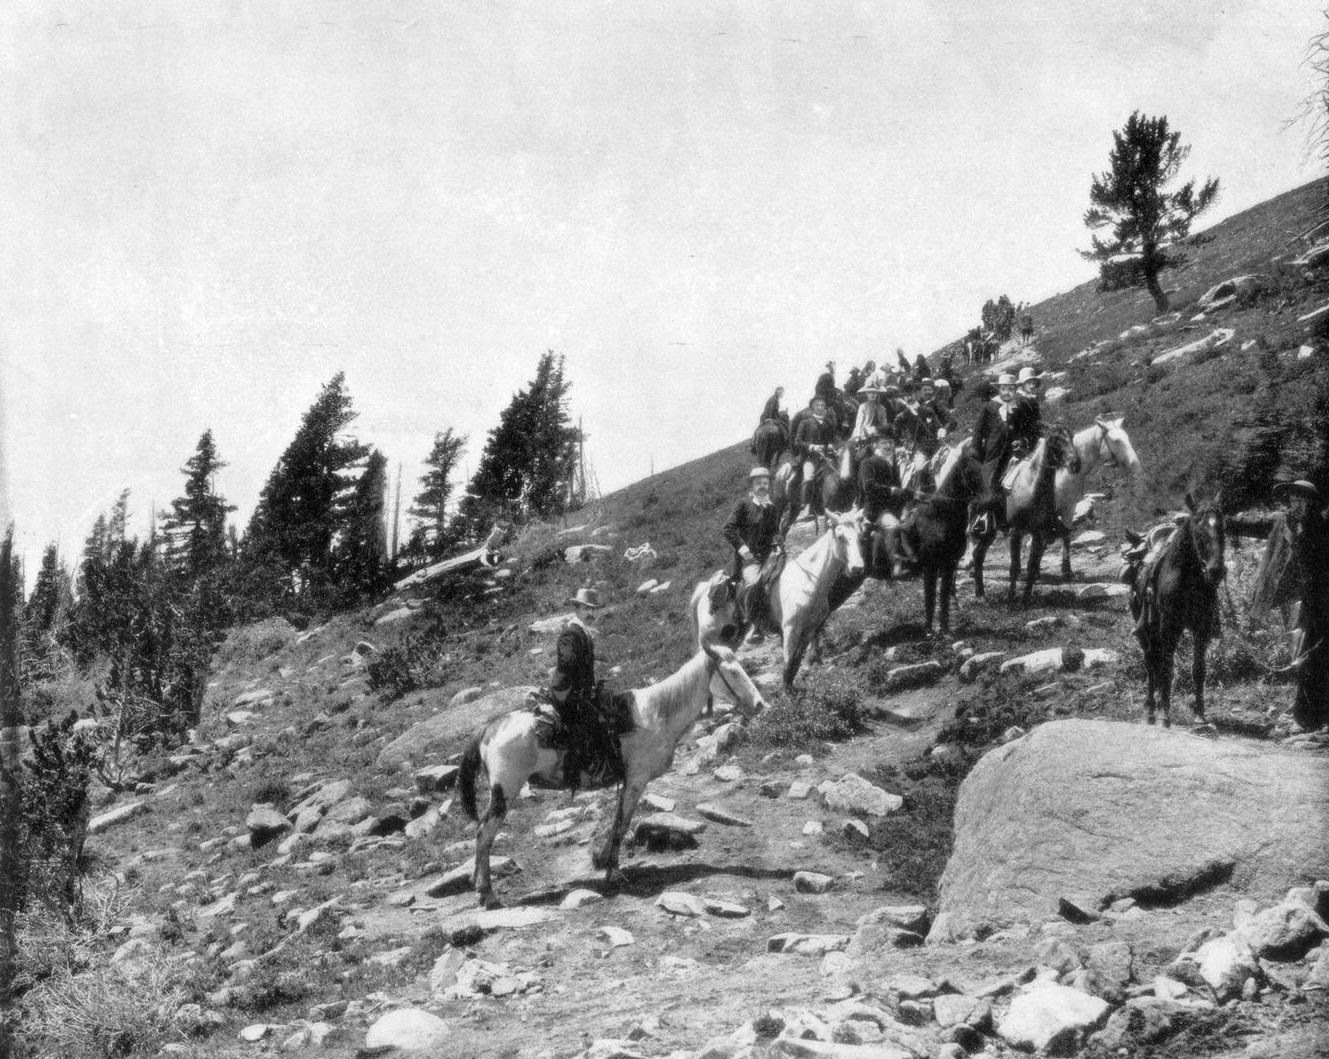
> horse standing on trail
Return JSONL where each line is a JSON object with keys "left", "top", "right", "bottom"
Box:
{"left": 970, "top": 423, "right": 1082, "bottom": 604}
{"left": 1051, "top": 417, "right": 1142, "bottom": 579}
{"left": 1127, "top": 494, "right": 1226, "bottom": 727}
{"left": 690, "top": 508, "right": 867, "bottom": 688}
{"left": 902, "top": 439, "right": 985, "bottom": 634}
{"left": 458, "top": 646, "right": 767, "bottom": 907}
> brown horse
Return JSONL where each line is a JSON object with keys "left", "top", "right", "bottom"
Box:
{"left": 902, "top": 439, "right": 985, "bottom": 633}
{"left": 971, "top": 424, "right": 1082, "bottom": 604}
{"left": 753, "top": 419, "right": 788, "bottom": 470}
{"left": 1129, "top": 494, "right": 1226, "bottom": 727}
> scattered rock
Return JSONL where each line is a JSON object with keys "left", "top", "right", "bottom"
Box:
{"left": 561, "top": 889, "right": 604, "bottom": 910}
{"left": 817, "top": 774, "right": 902, "bottom": 817}
{"left": 363, "top": 1009, "right": 450, "bottom": 1051}
{"left": 768, "top": 933, "right": 851, "bottom": 956}
{"left": 1182, "top": 935, "right": 1260, "bottom": 1001}
{"left": 1083, "top": 940, "right": 1133, "bottom": 1003}
{"left": 997, "top": 980, "right": 1109, "bottom": 1055}
{"left": 632, "top": 813, "right": 707, "bottom": 851}
{"left": 378, "top": 686, "right": 539, "bottom": 768}
{"left": 794, "top": 872, "right": 835, "bottom": 894}
{"left": 1076, "top": 582, "right": 1130, "bottom": 601}
{"left": 425, "top": 856, "right": 518, "bottom": 899}
{"left": 704, "top": 897, "right": 751, "bottom": 918}
{"left": 959, "top": 651, "right": 1006, "bottom": 682}
{"left": 1232, "top": 900, "right": 1329, "bottom": 960}
{"left": 414, "top": 765, "right": 459, "bottom": 793}
{"left": 933, "top": 994, "right": 991, "bottom": 1030}
{"left": 89, "top": 801, "right": 148, "bottom": 834}
{"left": 598, "top": 926, "right": 635, "bottom": 948}
{"left": 657, "top": 891, "right": 707, "bottom": 918}
{"left": 880, "top": 660, "right": 944, "bottom": 691}
{"left": 238, "top": 1024, "right": 272, "bottom": 1042}
{"left": 245, "top": 804, "right": 291, "bottom": 846}
{"left": 696, "top": 803, "right": 753, "bottom": 827}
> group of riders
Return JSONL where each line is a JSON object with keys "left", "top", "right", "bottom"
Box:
{"left": 724, "top": 355, "right": 1059, "bottom": 639}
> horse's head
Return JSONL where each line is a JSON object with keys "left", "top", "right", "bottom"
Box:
{"left": 1046, "top": 424, "right": 1082, "bottom": 475}
{"left": 703, "top": 645, "right": 768, "bottom": 720}
{"left": 831, "top": 508, "right": 867, "bottom": 576}
{"left": 1095, "top": 416, "right": 1142, "bottom": 475}
{"left": 1184, "top": 490, "right": 1227, "bottom": 587}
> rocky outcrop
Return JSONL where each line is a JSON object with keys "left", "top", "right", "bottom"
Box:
{"left": 376, "top": 686, "right": 538, "bottom": 768}
{"left": 929, "top": 719, "right": 1329, "bottom": 942}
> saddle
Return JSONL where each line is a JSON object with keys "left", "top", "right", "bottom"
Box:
{"left": 532, "top": 684, "right": 634, "bottom": 791}
{"left": 738, "top": 551, "right": 787, "bottom": 635}
{"left": 1000, "top": 456, "right": 1027, "bottom": 492}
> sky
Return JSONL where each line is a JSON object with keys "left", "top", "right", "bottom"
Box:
{"left": 1, "top": 0, "right": 1324, "bottom": 577}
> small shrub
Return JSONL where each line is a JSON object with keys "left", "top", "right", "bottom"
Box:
{"left": 251, "top": 777, "right": 290, "bottom": 806}
{"left": 745, "top": 676, "right": 865, "bottom": 754}
{"left": 217, "top": 617, "right": 296, "bottom": 666}
{"left": 366, "top": 634, "right": 451, "bottom": 699}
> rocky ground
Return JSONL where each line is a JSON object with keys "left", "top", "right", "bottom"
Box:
{"left": 43, "top": 512, "right": 1327, "bottom": 1059}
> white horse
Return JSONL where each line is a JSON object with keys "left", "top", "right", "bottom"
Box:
{"left": 689, "top": 508, "right": 866, "bottom": 689}
{"left": 1053, "top": 417, "right": 1142, "bottom": 578}
{"left": 457, "top": 646, "right": 766, "bottom": 908}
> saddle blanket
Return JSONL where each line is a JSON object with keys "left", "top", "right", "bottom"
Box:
{"left": 1000, "top": 458, "right": 1026, "bottom": 491}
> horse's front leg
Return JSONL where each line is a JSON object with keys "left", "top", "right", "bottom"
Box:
{"left": 1158, "top": 651, "right": 1176, "bottom": 729}
{"left": 1061, "top": 528, "right": 1073, "bottom": 581}
{"left": 1143, "top": 653, "right": 1157, "bottom": 725}
{"left": 939, "top": 563, "right": 956, "bottom": 633}
{"left": 1192, "top": 636, "right": 1209, "bottom": 722}
{"left": 1022, "top": 534, "right": 1047, "bottom": 607}
{"left": 593, "top": 777, "right": 648, "bottom": 887}
{"left": 472, "top": 782, "right": 511, "bottom": 909}
{"left": 922, "top": 568, "right": 936, "bottom": 634}
{"left": 971, "top": 527, "right": 991, "bottom": 599}
{"left": 1007, "top": 532, "right": 1023, "bottom": 603}
{"left": 782, "top": 621, "right": 811, "bottom": 689}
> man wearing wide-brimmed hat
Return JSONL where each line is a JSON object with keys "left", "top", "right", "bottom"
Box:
{"left": 971, "top": 372, "right": 1022, "bottom": 533}
{"left": 721, "top": 466, "right": 787, "bottom": 640}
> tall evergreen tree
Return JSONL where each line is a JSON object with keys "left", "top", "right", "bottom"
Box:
{"left": 21, "top": 545, "right": 71, "bottom": 682}
{"left": 459, "top": 352, "right": 580, "bottom": 537}
{"left": 409, "top": 428, "right": 467, "bottom": 559}
{"left": 1081, "top": 111, "right": 1220, "bottom": 312}
{"left": 336, "top": 448, "right": 390, "bottom": 600}
{"left": 240, "top": 373, "right": 370, "bottom": 608}
{"left": 162, "top": 429, "right": 234, "bottom": 583}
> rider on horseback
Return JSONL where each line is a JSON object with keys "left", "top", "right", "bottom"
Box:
{"left": 549, "top": 588, "right": 621, "bottom": 793}
{"left": 721, "top": 467, "right": 787, "bottom": 641}
{"left": 859, "top": 433, "right": 917, "bottom": 577}
{"left": 785, "top": 395, "right": 838, "bottom": 532}
{"left": 973, "top": 372, "right": 1038, "bottom": 535}
{"left": 752, "top": 386, "right": 789, "bottom": 457}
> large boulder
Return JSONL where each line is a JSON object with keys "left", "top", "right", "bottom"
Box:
{"left": 929, "top": 719, "right": 1329, "bottom": 942}
{"left": 377, "top": 686, "right": 539, "bottom": 769}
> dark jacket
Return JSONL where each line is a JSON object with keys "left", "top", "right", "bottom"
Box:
{"left": 722, "top": 496, "right": 784, "bottom": 563}
{"left": 554, "top": 618, "right": 596, "bottom": 697}
{"left": 1011, "top": 396, "right": 1042, "bottom": 451}
{"left": 760, "top": 391, "right": 784, "bottom": 424}
{"left": 844, "top": 369, "right": 863, "bottom": 398}
{"left": 974, "top": 399, "right": 1016, "bottom": 464}
{"left": 814, "top": 371, "right": 836, "bottom": 403}
{"left": 896, "top": 402, "right": 944, "bottom": 456}
{"left": 858, "top": 453, "right": 907, "bottom": 521}
{"left": 794, "top": 413, "right": 837, "bottom": 458}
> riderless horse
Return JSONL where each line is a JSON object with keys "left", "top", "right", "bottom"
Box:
{"left": 690, "top": 508, "right": 866, "bottom": 688}
{"left": 1127, "top": 494, "right": 1226, "bottom": 727}
{"left": 970, "top": 424, "right": 1082, "bottom": 604}
{"left": 1052, "top": 417, "right": 1141, "bottom": 579}
{"left": 458, "top": 645, "right": 767, "bottom": 907}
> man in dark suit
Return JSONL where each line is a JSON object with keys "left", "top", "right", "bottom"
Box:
{"left": 973, "top": 372, "right": 1022, "bottom": 532}
{"left": 551, "top": 588, "right": 604, "bottom": 790}
{"left": 722, "top": 466, "right": 787, "bottom": 639}
{"left": 786, "top": 395, "right": 838, "bottom": 531}
{"left": 858, "top": 434, "right": 914, "bottom": 577}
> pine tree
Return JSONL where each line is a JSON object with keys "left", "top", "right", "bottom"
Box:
{"left": 336, "top": 448, "right": 390, "bottom": 601}
{"left": 1082, "top": 111, "right": 1220, "bottom": 313}
{"left": 459, "top": 353, "right": 580, "bottom": 537}
{"left": 409, "top": 429, "right": 467, "bottom": 559}
{"left": 21, "top": 545, "right": 71, "bottom": 682}
{"left": 239, "top": 373, "right": 370, "bottom": 609}
{"left": 162, "top": 430, "right": 234, "bottom": 583}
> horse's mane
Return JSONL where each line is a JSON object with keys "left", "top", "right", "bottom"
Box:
{"left": 634, "top": 651, "right": 711, "bottom": 724}
{"left": 934, "top": 439, "right": 969, "bottom": 494}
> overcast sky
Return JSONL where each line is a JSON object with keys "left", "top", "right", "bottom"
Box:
{"left": 2, "top": 1, "right": 1323, "bottom": 574}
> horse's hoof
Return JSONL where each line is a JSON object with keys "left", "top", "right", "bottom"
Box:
{"left": 479, "top": 892, "right": 502, "bottom": 910}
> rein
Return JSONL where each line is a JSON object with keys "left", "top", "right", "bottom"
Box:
{"left": 700, "top": 646, "right": 751, "bottom": 714}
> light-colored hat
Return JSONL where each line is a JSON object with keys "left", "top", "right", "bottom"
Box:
{"left": 1272, "top": 479, "right": 1322, "bottom": 504}
{"left": 919, "top": 377, "right": 935, "bottom": 387}
{"left": 749, "top": 466, "right": 772, "bottom": 480}
{"left": 859, "top": 383, "right": 882, "bottom": 395}
{"left": 934, "top": 378, "right": 952, "bottom": 391}
{"left": 565, "top": 588, "right": 603, "bottom": 608}
{"left": 1017, "top": 366, "right": 1045, "bottom": 384}
{"left": 998, "top": 373, "right": 1017, "bottom": 386}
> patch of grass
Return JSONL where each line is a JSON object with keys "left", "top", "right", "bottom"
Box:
{"left": 742, "top": 675, "right": 868, "bottom": 757}
{"left": 217, "top": 617, "right": 296, "bottom": 666}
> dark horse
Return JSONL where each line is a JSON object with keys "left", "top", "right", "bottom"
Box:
{"left": 1129, "top": 493, "right": 1226, "bottom": 727}
{"left": 971, "top": 424, "right": 1082, "bottom": 605}
{"left": 753, "top": 418, "right": 788, "bottom": 471}
{"left": 902, "top": 439, "right": 984, "bottom": 633}
{"left": 780, "top": 446, "right": 855, "bottom": 534}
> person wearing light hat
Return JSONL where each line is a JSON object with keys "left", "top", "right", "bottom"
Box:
{"left": 851, "top": 380, "right": 892, "bottom": 445}
{"left": 971, "top": 373, "right": 1023, "bottom": 533}
{"left": 550, "top": 586, "right": 605, "bottom": 791}
{"left": 1017, "top": 365, "right": 1046, "bottom": 401}
{"left": 721, "top": 466, "right": 787, "bottom": 640}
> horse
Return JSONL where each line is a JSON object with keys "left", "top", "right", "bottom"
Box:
{"left": 902, "top": 439, "right": 984, "bottom": 634}
{"left": 1052, "top": 417, "right": 1142, "bottom": 579}
{"left": 689, "top": 508, "right": 867, "bottom": 688}
{"left": 457, "top": 645, "right": 767, "bottom": 907}
{"left": 783, "top": 447, "right": 855, "bottom": 534}
{"left": 970, "top": 424, "right": 1083, "bottom": 604}
{"left": 1129, "top": 493, "right": 1226, "bottom": 727}
{"left": 753, "top": 419, "right": 789, "bottom": 471}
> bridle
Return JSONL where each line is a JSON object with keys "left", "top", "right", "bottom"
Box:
{"left": 701, "top": 645, "right": 761, "bottom": 717}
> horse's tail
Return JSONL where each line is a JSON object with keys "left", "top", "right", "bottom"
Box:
{"left": 458, "top": 732, "right": 485, "bottom": 822}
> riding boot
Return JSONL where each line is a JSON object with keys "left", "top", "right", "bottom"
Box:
{"left": 798, "top": 480, "right": 815, "bottom": 522}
